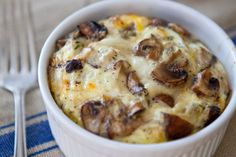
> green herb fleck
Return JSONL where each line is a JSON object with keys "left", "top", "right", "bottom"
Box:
{"left": 74, "top": 42, "right": 84, "bottom": 50}
{"left": 166, "top": 36, "right": 174, "bottom": 40}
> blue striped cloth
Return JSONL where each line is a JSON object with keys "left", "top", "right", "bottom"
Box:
{"left": 0, "top": 37, "right": 236, "bottom": 157}
{"left": 233, "top": 36, "right": 236, "bottom": 45}
{"left": 0, "top": 111, "right": 61, "bottom": 157}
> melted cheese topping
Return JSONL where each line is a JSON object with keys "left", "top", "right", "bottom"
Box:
{"left": 48, "top": 14, "right": 230, "bottom": 144}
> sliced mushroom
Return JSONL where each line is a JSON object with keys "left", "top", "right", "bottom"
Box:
{"left": 204, "top": 106, "right": 221, "bottom": 127}
{"left": 150, "top": 18, "right": 168, "bottom": 26}
{"left": 56, "top": 38, "right": 67, "bottom": 49}
{"left": 127, "top": 102, "right": 145, "bottom": 117}
{"left": 163, "top": 113, "right": 194, "bottom": 140}
{"left": 135, "top": 35, "right": 163, "bottom": 60}
{"left": 105, "top": 100, "right": 129, "bottom": 138}
{"left": 105, "top": 99, "right": 144, "bottom": 139}
{"left": 168, "top": 23, "right": 190, "bottom": 37}
{"left": 196, "top": 47, "right": 216, "bottom": 70}
{"left": 65, "top": 59, "right": 83, "bottom": 73}
{"left": 192, "top": 69, "right": 220, "bottom": 97}
{"left": 112, "top": 60, "right": 131, "bottom": 72}
{"left": 81, "top": 101, "right": 106, "bottom": 134}
{"left": 71, "top": 28, "right": 80, "bottom": 39}
{"left": 127, "top": 71, "right": 146, "bottom": 95}
{"left": 105, "top": 99, "right": 127, "bottom": 118}
{"left": 107, "top": 116, "right": 143, "bottom": 139}
{"left": 78, "top": 21, "right": 108, "bottom": 40}
{"left": 81, "top": 99, "right": 144, "bottom": 139}
{"left": 153, "top": 94, "right": 175, "bottom": 108}
{"left": 151, "top": 52, "right": 188, "bottom": 87}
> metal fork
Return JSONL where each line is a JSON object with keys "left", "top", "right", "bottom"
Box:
{"left": 0, "top": 0, "right": 37, "bottom": 156}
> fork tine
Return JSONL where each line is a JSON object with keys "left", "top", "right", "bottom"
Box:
{"left": 24, "top": 0, "right": 37, "bottom": 73}
{"left": 0, "top": 1, "right": 9, "bottom": 74}
{"left": 7, "top": 0, "right": 20, "bottom": 73}
{"left": 16, "top": 0, "right": 30, "bottom": 72}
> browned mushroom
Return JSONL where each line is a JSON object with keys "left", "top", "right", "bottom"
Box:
{"left": 153, "top": 94, "right": 175, "bottom": 108}
{"left": 71, "top": 28, "right": 80, "bottom": 39}
{"left": 150, "top": 18, "right": 168, "bottom": 26}
{"left": 65, "top": 59, "right": 83, "bottom": 73}
{"left": 196, "top": 47, "right": 217, "bottom": 70}
{"left": 204, "top": 106, "right": 221, "bottom": 127}
{"left": 78, "top": 21, "right": 108, "bottom": 40}
{"left": 192, "top": 69, "right": 220, "bottom": 97}
{"left": 105, "top": 100, "right": 129, "bottom": 138}
{"left": 81, "top": 99, "right": 144, "bottom": 139}
{"left": 56, "top": 39, "right": 67, "bottom": 49}
{"left": 168, "top": 23, "right": 190, "bottom": 37}
{"left": 151, "top": 52, "right": 188, "bottom": 87}
{"left": 163, "top": 113, "right": 194, "bottom": 140}
{"left": 105, "top": 99, "right": 144, "bottom": 139}
{"left": 135, "top": 35, "right": 163, "bottom": 60}
{"left": 81, "top": 101, "right": 106, "bottom": 134}
{"left": 127, "top": 102, "right": 145, "bottom": 117}
{"left": 107, "top": 116, "right": 143, "bottom": 139}
{"left": 127, "top": 71, "right": 146, "bottom": 95}
{"left": 113, "top": 60, "right": 131, "bottom": 72}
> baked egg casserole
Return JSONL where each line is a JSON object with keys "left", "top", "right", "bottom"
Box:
{"left": 48, "top": 14, "right": 230, "bottom": 144}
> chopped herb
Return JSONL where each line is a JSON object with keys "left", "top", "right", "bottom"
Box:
{"left": 166, "top": 36, "right": 174, "bottom": 40}
{"left": 74, "top": 42, "right": 84, "bottom": 50}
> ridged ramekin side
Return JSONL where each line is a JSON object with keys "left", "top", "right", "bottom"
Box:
{"left": 47, "top": 107, "right": 229, "bottom": 157}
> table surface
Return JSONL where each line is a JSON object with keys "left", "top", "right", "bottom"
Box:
{"left": 0, "top": 0, "right": 236, "bottom": 156}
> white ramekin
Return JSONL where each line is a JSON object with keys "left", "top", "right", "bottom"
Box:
{"left": 38, "top": 0, "right": 236, "bottom": 157}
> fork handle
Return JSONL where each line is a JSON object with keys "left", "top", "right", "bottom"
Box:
{"left": 13, "top": 91, "right": 27, "bottom": 157}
